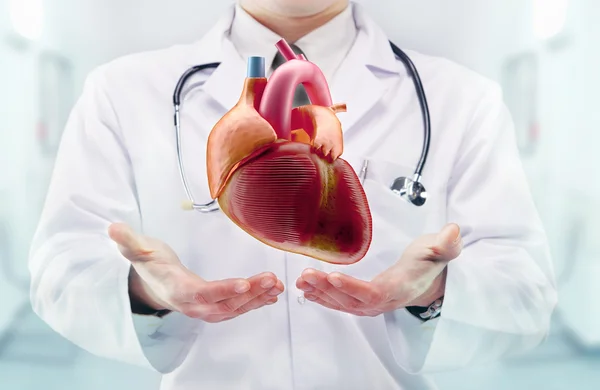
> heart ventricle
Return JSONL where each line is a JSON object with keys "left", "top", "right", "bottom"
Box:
{"left": 205, "top": 40, "right": 372, "bottom": 265}
{"left": 218, "top": 141, "right": 372, "bottom": 265}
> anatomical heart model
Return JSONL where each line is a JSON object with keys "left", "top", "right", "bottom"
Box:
{"left": 206, "top": 40, "right": 372, "bottom": 265}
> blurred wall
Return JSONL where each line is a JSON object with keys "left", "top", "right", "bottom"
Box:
{"left": 543, "top": 0, "right": 600, "bottom": 346}
{"left": 0, "top": 0, "right": 54, "bottom": 333}
{"left": 48, "top": 0, "right": 232, "bottom": 92}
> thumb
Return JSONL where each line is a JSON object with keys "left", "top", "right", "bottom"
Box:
{"left": 432, "top": 223, "right": 462, "bottom": 262}
{"left": 108, "top": 223, "right": 152, "bottom": 261}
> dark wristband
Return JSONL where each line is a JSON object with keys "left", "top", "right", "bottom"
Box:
{"left": 130, "top": 299, "right": 171, "bottom": 318}
{"left": 406, "top": 296, "right": 444, "bottom": 322}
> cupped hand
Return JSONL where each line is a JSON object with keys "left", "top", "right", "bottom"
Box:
{"left": 296, "top": 224, "right": 462, "bottom": 317}
{"left": 108, "top": 223, "right": 284, "bottom": 323}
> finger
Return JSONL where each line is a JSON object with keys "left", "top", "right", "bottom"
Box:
{"left": 216, "top": 273, "right": 283, "bottom": 312}
{"left": 326, "top": 272, "right": 385, "bottom": 305}
{"left": 194, "top": 278, "right": 252, "bottom": 304}
{"left": 304, "top": 293, "right": 343, "bottom": 310}
{"left": 296, "top": 278, "right": 315, "bottom": 292}
{"left": 298, "top": 269, "right": 382, "bottom": 305}
{"left": 235, "top": 289, "right": 280, "bottom": 314}
{"left": 108, "top": 223, "right": 152, "bottom": 259}
{"left": 298, "top": 269, "right": 365, "bottom": 309}
{"left": 304, "top": 293, "right": 364, "bottom": 316}
{"left": 201, "top": 313, "right": 238, "bottom": 323}
{"left": 296, "top": 278, "right": 355, "bottom": 310}
{"left": 301, "top": 288, "right": 348, "bottom": 308}
{"left": 431, "top": 223, "right": 462, "bottom": 261}
{"left": 195, "top": 290, "right": 280, "bottom": 322}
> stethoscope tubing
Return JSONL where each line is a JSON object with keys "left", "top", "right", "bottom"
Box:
{"left": 173, "top": 41, "right": 431, "bottom": 212}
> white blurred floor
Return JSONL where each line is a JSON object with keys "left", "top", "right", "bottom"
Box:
{"left": 0, "top": 306, "right": 598, "bottom": 390}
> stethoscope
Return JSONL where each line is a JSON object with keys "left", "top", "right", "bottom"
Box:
{"left": 174, "top": 40, "right": 430, "bottom": 213}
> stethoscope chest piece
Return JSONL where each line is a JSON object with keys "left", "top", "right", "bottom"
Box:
{"left": 390, "top": 175, "right": 428, "bottom": 207}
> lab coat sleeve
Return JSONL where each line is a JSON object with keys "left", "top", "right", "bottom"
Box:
{"left": 383, "top": 82, "right": 558, "bottom": 373}
{"left": 28, "top": 68, "right": 201, "bottom": 374}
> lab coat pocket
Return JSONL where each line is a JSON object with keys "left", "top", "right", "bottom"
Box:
{"left": 325, "top": 157, "right": 435, "bottom": 280}
{"left": 363, "top": 158, "right": 432, "bottom": 238}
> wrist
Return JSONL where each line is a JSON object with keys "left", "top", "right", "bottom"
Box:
{"left": 128, "top": 266, "right": 169, "bottom": 313}
{"left": 409, "top": 267, "right": 447, "bottom": 307}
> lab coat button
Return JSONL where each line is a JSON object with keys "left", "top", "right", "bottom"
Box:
{"left": 297, "top": 294, "right": 306, "bottom": 305}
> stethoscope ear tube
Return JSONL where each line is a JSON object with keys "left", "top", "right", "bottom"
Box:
{"left": 388, "top": 41, "right": 431, "bottom": 180}
{"left": 173, "top": 62, "right": 221, "bottom": 106}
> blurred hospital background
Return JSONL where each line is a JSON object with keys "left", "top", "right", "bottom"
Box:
{"left": 0, "top": 0, "right": 598, "bottom": 388}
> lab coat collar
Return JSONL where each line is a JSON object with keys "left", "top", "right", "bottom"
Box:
{"left": 229, "top": 4, "right": 281, "bottom": 73}
{"left": 230, "top": 3, "right": 357, "bottom": 81}
{"left": 190, "top": 2, "right": 401, "bottom": 133}
{"left": 350, "top": 2, "right": 401, "bottom": 74}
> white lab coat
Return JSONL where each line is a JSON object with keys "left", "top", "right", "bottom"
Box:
{"left": 28, "top": 4, "right": 557, "bottom": 390}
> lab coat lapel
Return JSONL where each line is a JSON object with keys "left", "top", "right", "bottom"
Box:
{"left": 331, "top": 3, "right": 401, "bottom": 135}
{"left": 330, "top": 38, "right": 388, "bottom": 135}
{"left": 186, "top": 5, "right": 247, "bottom": 114}
{"left": 201, "top": 39, "right": 247, "bottom": 112}
{"left": 200, "top": 7, "right": 246, "bottom": 114}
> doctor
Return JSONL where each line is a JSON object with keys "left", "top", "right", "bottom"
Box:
{"left": 29, "top": 0, "right": 557, "bottom": 389}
